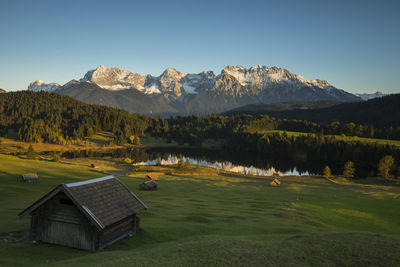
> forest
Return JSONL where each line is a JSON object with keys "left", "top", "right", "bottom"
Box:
{"left": 0, "top": 91, "right": 147, "bottom": 144}
{"left": 1, "top": 91, "right": 399, "bottom": 178}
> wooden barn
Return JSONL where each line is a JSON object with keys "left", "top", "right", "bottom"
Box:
{"left": 18, "top": 175, "right": 147, "bottom": 251}
{"left": 270, "top": 178, "right": 281, "bottom": 187}
{"left": 90, "top": 163, "right": 98, "bottom": 169}
{"left": 21, "top": 173, "right": 38, "bottom": 183}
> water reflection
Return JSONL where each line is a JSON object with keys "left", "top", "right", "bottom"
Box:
{"left": 134, "top": 155, "right": 307, "bottom": 176}
{"left": 49, "top": 147, "right": 326, "bottom": 176}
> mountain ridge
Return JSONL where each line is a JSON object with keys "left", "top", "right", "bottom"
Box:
{"left": 27, "top": 65, "right": 362, "bottom": 115}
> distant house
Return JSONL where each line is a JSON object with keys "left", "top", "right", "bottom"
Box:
{"left": 18, "top": 175, "right": 147, "bottom": 251}
{"left": 270, "top": 178, "right": 281, "bottom": 187}
{"left": 21, "top": 173, "right": 38, "bottom": 183}
{"left": 146, "top": 174, "right": 158, "bottom": 180}
{"left": 139, "top": 180, "right": 158, "bottom": 191}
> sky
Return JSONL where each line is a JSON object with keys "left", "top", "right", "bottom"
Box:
{"left": 0, "top": 0, "right": 399, "bottom": 94}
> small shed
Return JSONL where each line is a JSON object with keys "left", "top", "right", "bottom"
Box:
{"left": 139, "top": 180, "right": 158, "bottom": 191}
{"left": 270, "top": 178, "right": 281, "bottom": 187}
{"left": 18, "top": 175, "right": 147, "bottom": 251}
{"left": 22, "top": 173, "right": 38, "bottom": 183}
{"left": 146, "top": 174, "right": 158, "bottom": 180}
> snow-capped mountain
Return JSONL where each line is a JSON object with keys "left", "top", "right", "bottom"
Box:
{"left": 355, "top": 91, "right": 387, "bottom": 101}
{"left": 28, "top": 65, "right": 361, "bottom": 115}
{"left": 80, "top": 65, "right": 215, "bottom": 100}
{"left": 78, "top": 65, "right": 358, "bottom": 100}
{"left": 28, "top": 80, "right": 60, "bottom": 92}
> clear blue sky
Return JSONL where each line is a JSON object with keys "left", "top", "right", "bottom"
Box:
{"left": 0, "top": 0, "right": 399, "bottom": 94}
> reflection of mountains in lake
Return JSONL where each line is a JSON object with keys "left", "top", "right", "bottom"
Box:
{"left": 58, "top": 147, "right": 319, "bottom": 176}
{"left": 134, "top": 154, "right": 307, "bottom": 176}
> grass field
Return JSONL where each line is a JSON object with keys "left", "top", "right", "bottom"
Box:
{"left": 0, "top": 154, "right": 400, "bottom": 266}
{"left": 251, "top": 130, "right": 400, "bottom": 147}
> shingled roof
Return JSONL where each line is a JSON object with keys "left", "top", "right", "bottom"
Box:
{"left": 18, "top": 176, "right": 147, "bottom": 229}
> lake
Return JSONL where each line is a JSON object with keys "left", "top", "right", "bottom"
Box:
{"left": 58, "top": 147, "right": 327, "bottom": 176}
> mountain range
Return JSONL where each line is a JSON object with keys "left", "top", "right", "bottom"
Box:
{"left": 28, "top": 65, "right": 362, "bottom": 115}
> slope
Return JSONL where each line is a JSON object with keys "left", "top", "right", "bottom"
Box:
{"left": 225, "top": 94, "right": 400, "bottom": 128}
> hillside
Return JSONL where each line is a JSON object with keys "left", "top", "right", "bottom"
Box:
{"left": 56, "top": 80, "right": 177, "bottom": 115}
{"left": 225, "top": 100, "right": 341, "bottom": 114}
{"left": 224, "top": 94, "right": 400, "bottom": 128}
{"left": 0, "top": 88, "right": 5, "bottom": 93}
{"left": 0, "top": 91, "right": 147, "bottom": 144}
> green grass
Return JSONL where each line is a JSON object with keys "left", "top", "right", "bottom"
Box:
{"left": 253, "top": 130, "right": 400, "bottom": 146}
{"left": 0, "top": 154, "right": 399, "bottom": 266}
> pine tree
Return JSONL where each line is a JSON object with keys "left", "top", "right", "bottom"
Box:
{"left": 177, "top": 156, "right": 184, "bottom": 169}
{"left": 343, "top": 161, "right": 355, "bottom": 178}
{"left": 26, "top": 144, "right": 37, "bottom": 160}
{"left": 378, "top": 155, "right": 394, "bottom": 179}
{"left": 184, "top": 158, "right": 191, "bottom": 168}
{"left": 323, "top": 165, "right": 331, "bottom": 178}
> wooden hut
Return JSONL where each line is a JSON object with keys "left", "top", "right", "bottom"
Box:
{"left": 21, "top": 173, "right": 38, "bottom": 183}
{"left": 139, "top": 180, "right": 158, "bottom": 191}
{"left": 270, "top": 178, "right": 281, "bottom": 187}
{"left": 18, "top": 175, "right": 147, "bottom": 251}
{"left": 90, "top": 163, "right": 98, "bottom": 169}
{"left": 145, "top": 174, "right": 158, "bottom": 180}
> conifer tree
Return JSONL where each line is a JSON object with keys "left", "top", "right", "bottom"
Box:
{"left": 26, "top": 144, "right": 37, "bottom": 160}
{"left": 323, "top": 165, "right": 331, "bottom": 178}
{"left": 343, "top": 161, "right": 355, "bottom": 178}
{"left": 378, "top": 155, "right": 394, "bottom": 179}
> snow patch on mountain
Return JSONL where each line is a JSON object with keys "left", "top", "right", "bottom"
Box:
{"left": 143, "top": 84, "right": 161, "bottom": 94}
{"left": 355, "top": 91, "right": 387, "bottom": 100}
{"left": 182, "top": 82, "right": 197, "bottom": 94}
{"left": 28, "top": 80, "right": 60, "bottom": 92}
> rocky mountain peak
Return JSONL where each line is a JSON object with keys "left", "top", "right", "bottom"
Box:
{"left": 310, "top": 79, "right": 332, "bottom": 89}
{"left": 82, "top": 65, "right": 146, "bottom": 90}
{"left": 28, "top": 80, "right": 60, "bottom": 92}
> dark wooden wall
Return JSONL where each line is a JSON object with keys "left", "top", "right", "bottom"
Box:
{"left": 31, "top": 192, "right": 96, "bottom": 251}
{"left": 99, "top": 214, "right": 135, "bottom": 249}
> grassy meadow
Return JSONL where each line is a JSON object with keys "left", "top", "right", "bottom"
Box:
{"left": 0, "top": 154, "right": 399, "bottom": 266}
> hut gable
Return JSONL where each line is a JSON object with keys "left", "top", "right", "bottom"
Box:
{"left": 22, "top": 173, "right": 38, "bottom": 182}
{"left": 18, "top": 176, "right": 147, "bottom": 250}
{"left": 270, "top": 178, "right": 281, "bottom": 187}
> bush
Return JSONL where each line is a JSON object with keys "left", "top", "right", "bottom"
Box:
{"left": 323, "top": 165, "right": 331, "bottom": 178}
{"left": 52, "top": 153, "right": 60, "bottom": 162}
{"left": 124, "top": 158, "right": 133, "bottom": 164}
{"left": 26, "top": 144, "right": 37, "bottom": 160}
